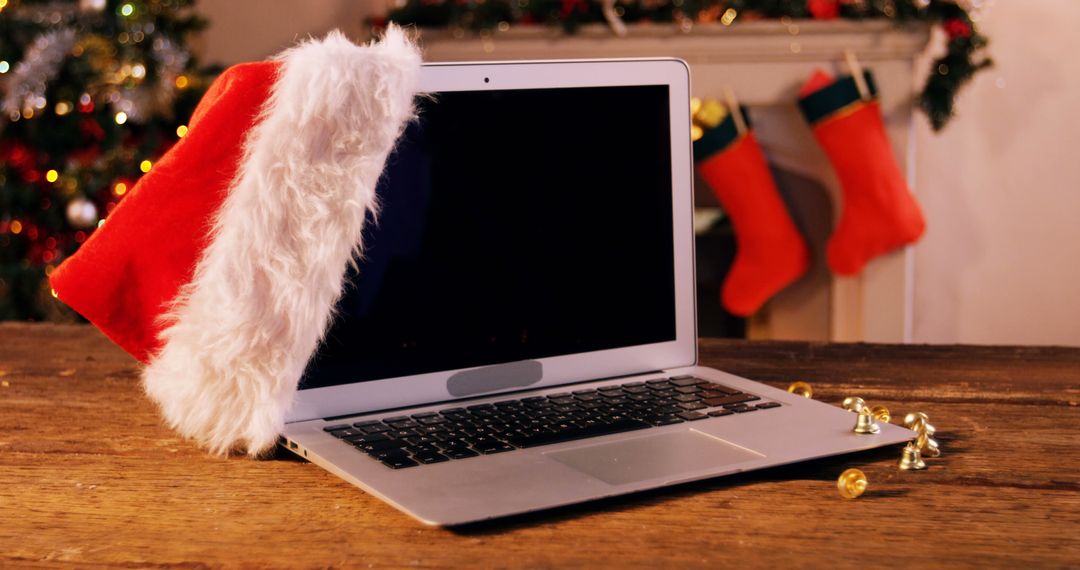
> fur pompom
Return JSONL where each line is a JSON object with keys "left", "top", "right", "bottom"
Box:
{"left": 143, "top": 27, "right": 421, "bottom": 456}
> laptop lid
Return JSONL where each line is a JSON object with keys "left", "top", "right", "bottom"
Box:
{"left": 287, "top": 59, "right": 696, "bottom": 423}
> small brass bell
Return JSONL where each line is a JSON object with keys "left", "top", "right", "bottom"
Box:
{"left": 837, "top": 468, "right": 868, "bottom": 499}
{"left": 843, "top": 397, "right": 879, "bottom": 434}
{"left": 841, "top": 396, "right": 866, "bottom": 413}
{"left": 787, "top": 381, "right": 813, "bottom": 399}
{"left": 898, "top": 443, "right": 926, "bottom": 470}
{"left": 853, "top": 408, "right": 881, "bottom": 434}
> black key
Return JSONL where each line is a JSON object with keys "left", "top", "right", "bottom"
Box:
{"left": 549, "top": 397, "right": 576, "bottom": 405}
{"left": 655, "top": 405, "right": 682, "bottom": 414}
{"left": 329, "top": 428, "right": 363, "bottom": 439}
{"left": 479, "top": 442, "right": 515, "bottom": 454}
{"left": 358, "top": 439, "right": 405, "bottom": 453}
{"left": 445, "top": 448, "right": 480, "bottom": 460}
{"left": 381, "top": 456, "right": 419, "bottom": 469}
{"left": 351, "top": 421, "right": 382, "bottom": 429}
{"left": 506, "top": 418, "right": 650, "bottom": 448}
{"left": 411, "top": 412, "right": 439, "bottom": 419}
{"left": 414, "top": 451, "right": 450, "bottom": 464}
{"left": 670, "top": 376, "right": 702, "bottom": 386}
{"left": 439, "top": 407, "right": 466, "bottom": 415}
{"left": 674, "top": 386, "right": 701, "bottom": 394}
{"left": 382, "top": 415, "right": 410, "bottom": 424}
{"left": 730, "top": 405, "right": 758, "bottom": 414}
{"left": 678, "top": 402, "right": 707, "bottom": 411}
{"left": 546, "top": 393, "right": 570, "bottom": 399}
{"left": 405, "top": 444, "right": 441, "bottom": 455}
{"left": 386, "top": 429, "right": 416, "bottom": 439}
{"left": 646, "top": 378, "right": 670, "bottom": 385}
{"left": 360, "top": 424, "right": 391, "bottom": 434}
{"left": 700, "top": 384, "right": 740, "bottom": 396}
{"left": 708, "top": 409, "right": 735, "bottom": 417}
{"left": 467, "top": 404, "right": 495, "bottom": 411}
{"left": 702, "top": 394, "right": 760, "bottom": 407}
{"left": 598, "top": 385, "right": 622, "bottom": 392}
{"left": 574, "top": 393, "right": 601, "bottom": 402}
{"left": 623, "top": 381, "right": 646, "bottom": 388}
{"left": 417, "top": 416, "right": 446, "bottom": 425}
{"left": 494, "top": 401, "right": 522, "bottom": 408}
{"left": 371, "top": 448, "right": 411, "bottom": 460}
{"left": 627, "top": 393, "right": 654, "bottom": 402}
{"left": 676, "top": 411, "right": 708, "bottom": 421}
{"left": 673, "top": 394, "right": 701, "bottom": 403}
{"left": 323, "top": 424, "right": 353, "bottom": 432}
{"left": 572, "top": 389, "right": 596, "bottom": 395}
{"left": 623, "top": 386, "right": 650, "bottom": 394}
{"left": 350, "top": 432, "right": 389, "bottom": 444}
{"left": 403, "top": 435, "right": 438, "bottom": 447}
{"left": 605, "top": 397, "right": 629, "bottom": 405}
{"left": 385, "top": 419, "right": 420, "bottom": 429}
{"left": 756, "top": 402, "right": 782, "bottom": 409}
{"left": 653, "top": 415, "right": 684, "bottom": 426}
{"left": 521, "top": 397, "right": 547, "bottom": 403}
{"left": 600, "top": 390, "right": 625, "bottom": 398}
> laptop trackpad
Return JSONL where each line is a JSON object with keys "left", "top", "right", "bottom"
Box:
{"left": 545, "top": 430, "right": 765, "bottom": 486}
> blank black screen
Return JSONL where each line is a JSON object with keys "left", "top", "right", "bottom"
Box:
{"left": 299, "top": 85, "right": 675, "bottom": 389}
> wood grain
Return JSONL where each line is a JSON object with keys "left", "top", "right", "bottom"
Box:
{"left": 1, "top": 323, "right": 1078, "bottom": 569}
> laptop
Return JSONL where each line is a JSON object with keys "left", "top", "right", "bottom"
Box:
{"left": 280, "top": 58, "right": 913, "bottom": 526}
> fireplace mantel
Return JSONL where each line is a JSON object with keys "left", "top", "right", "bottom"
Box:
{"left": 419, "top": 21, "right": 932, "bottom": 343}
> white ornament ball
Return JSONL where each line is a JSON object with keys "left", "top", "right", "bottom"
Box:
{"left": 66, "top": 197, "right": 99, "bottom": 229}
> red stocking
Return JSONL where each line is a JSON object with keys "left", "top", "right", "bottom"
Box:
{"left": 694, "top": 109, "right": 809, "bottom": 316}
{"left": 799, "top": 70, "right": 926, "bottom": 276}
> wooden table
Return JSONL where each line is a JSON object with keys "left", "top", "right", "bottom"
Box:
{"left": 1, "top": 323, "right": 1078, "bottom": 568}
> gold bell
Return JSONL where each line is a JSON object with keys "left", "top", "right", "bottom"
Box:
{"left": 898, "top": 443, "right": 926, "bottom": 470}
{"left": 837, "top": 468, "right": 868, "bottom": 499}
{"left": 841, "top": 396, "right": 866, "bottom": 413}
{"left": 787, "top": 381, "right": 813, "bottom": 399}
{"left": 869, "top": 405, "right": 890, "bottom": 423}
{"left": 852, "top": 408, "right": 881, "bottom": 434}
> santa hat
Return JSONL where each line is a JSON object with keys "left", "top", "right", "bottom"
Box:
{"left": 49, "top": 27, "right": 422, "bottom": 456}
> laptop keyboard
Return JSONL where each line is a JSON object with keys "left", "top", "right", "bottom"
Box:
{"left": 321, "top": 375, "right": 783, "bottom": 470}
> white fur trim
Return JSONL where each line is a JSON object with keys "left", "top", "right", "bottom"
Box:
{"left": 143, "top": 27, "right": 421, "bottom": 456}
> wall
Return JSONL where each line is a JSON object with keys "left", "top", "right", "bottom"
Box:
{"left": 194, "top": 0, "right": 374, "bottom": 64}
{"left": 194, "top": 0, "right": 1080, "bottom": 347}
{"left": 912, "top": 0, "right": 1080, "bottom": 346}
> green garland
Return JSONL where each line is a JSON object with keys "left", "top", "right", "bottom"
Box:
{"left": 386, "top": 0, "right": 991, "bottom": 130}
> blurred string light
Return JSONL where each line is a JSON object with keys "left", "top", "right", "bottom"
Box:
{"left": 176, "top": 124, "right": 188, "bottom": 138}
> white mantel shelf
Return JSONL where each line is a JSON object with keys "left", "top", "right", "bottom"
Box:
{"left": 419, "top": 20, "right": 929, "bottom": 63}
{"left": 419, "top": 21, "right": 932, "bottom": 343}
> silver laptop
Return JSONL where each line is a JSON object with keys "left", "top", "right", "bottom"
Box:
{"left": 280, "top": 58, "right": 912, "bottom": 526}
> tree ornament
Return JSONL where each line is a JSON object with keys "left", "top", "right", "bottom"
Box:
{"left": 65, "top": 197, "right": 99, "bottom": 230}
{"left": 1, "top": 28, "right": 78, "bottom": 120}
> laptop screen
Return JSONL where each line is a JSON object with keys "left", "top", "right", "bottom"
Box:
{"left": 299, "top": 85, "right": 676, "bottom": 390}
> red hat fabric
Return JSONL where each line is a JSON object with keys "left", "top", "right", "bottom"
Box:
{"left": 50, "top": 28, "right": 421, "bottom": 456}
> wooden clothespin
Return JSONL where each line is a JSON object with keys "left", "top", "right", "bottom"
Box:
{"left": 722, "top": 86, "right": 748, "bottom": 136}
{"left": 844, "top": 49, "right": 872, "bottom": 102}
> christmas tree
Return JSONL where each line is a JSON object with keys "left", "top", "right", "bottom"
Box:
{"left": 0, "top": 0, "right": 214, "bottom": 321}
